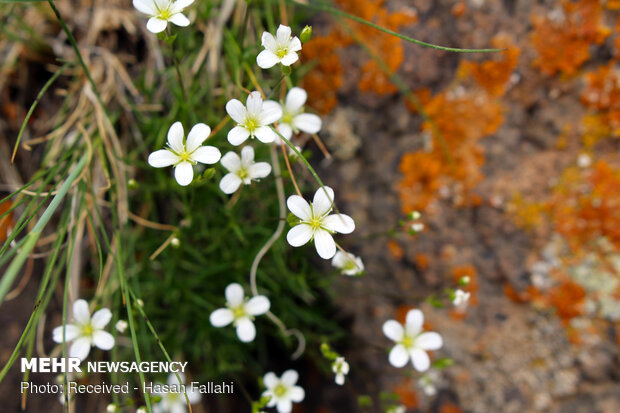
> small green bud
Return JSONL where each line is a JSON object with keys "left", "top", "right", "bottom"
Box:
{"left": 287, "top": 213, "right": 300, "bottom": 227}
{"left": 203, "top": 168, "right": 216, "bottom": 180}
{"left": 300, "top": 25, "right": 312, "bottom": 43}
{"left": 459, "top": 275, "right": 471, "bottom": 286}
{"left": 128, "top": 178, "right": 138, "bottom": 189}
{"left": 171, "top": 237, "right": 181, "bottom": 248}
{"left": 409, "top": 211, "right": 421, "bottom": 220}
{"left": 281, "top": 65, "right": 292, "bottom": 76}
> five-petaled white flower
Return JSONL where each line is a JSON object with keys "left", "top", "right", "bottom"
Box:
{"left": 382, "top": 309, "right": 443, "bottom": 372}
{"left": 452, "top": 289, "right": 470, "bottom": 310}
{"left": 226, "top": 92, "right": 282, "bottom": 146}
{"left": 209, "top": 283, "right": 270, "bottom": 342}
{"left": 257, "top": 25, "right": 302, "bottom": 69}
{"left": 262, "top": 370, "right": 305, "bottom": 413}
{"left": 219, "top": 146, "right": 272, "bottom": 194}
{"left": 332, "top": 357, "right": 350, "bottom": 386}
{"left": 133, "top": 0, "right": 194, "bottom": 34}
{"left": 148, "top": 122, "right": 221, "bottom": 186}
{"left": 286, "top": 186, "right": 355, "bottom": 259}
{"left": 275, "top": 87, "right": 322, "bottom": 140}
{"left": 332, "top": 251, "right": 365, "bottom": 276}
{"left": 152, "top": 373, "right": 201, "bottom": 413}
{"left": 52, "top": 299, "right": 115, "bottom": 360}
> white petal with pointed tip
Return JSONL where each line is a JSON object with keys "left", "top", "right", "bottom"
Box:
{"left": 287, "top": 195, "right": 312, "bottom": 220}
{"left": 261, "top": 31, "right": 277, "bottom": 50}
{"left": 289, "top": 37, "right": 302, "bottom": 52}
{"left": 192, "top": 146, "right": 221, "bottom": 164}
{"left": 93, "top": 330, "right": 115, "bottom": 350}
{"left": 235, "top": 317, "right": 256, "bottom": 342}
{"left": 276, "top": 25, "right": 292, "bottom": 43}
{"left": 314, "top": 229, "right": 336, "bottom": 259}
{"left": 210, "top": 308, "right": 234, "bottom": 327}
{"left": 91, "top": 308, "right": 112, "bottom": 329}
{"left": 245, "top": 296, "right": 270, "bottom": 316}
{"left": 148, "top": 149, "right": 179, "bottom": 167}
{"left": 389, "top": 344, "right": 409, "bottom": 367}
{"left": 174, "top": 162, "right": 193, "bottom": 186}
{"left": 287, "top": 224, "right": 313, "bottom": 247}
{"left": 219, "top": 173, "right": 242, "bottom": 194}
{"left": 227, "top": 126, "right": 250, "bottom": 146}
{"left": 146, "top": 17, "right": 168, "bottom": 34}
{"left": 73, "top": 299, "right": 91, "bottom": 324}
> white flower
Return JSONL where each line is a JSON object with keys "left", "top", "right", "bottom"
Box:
{"left": 452, "top": 289, "right": 470, "bottom": 310}
{"left": 262, "top": 370, "right": 305, "bottom": 413}
{"left": 137, "top": 407, "right": 147, "bottom": 413}
{"left": 219, "top": 146, "right": 272, "bottom": 194}
{"left": 115, "top": 320, "right": 128, "bottom": 333}
{"left": 286, "top": 186, "right": 355, "bottom": 260}
{"left": 226, "top": 92, "right": 282, "bottom": 145}
{"left": 332, "top": 251, "right": 364, "bottom": 276}
{"left": 257, "top": 25, "right": 302, "bottom": 69}
{"left": 209, "top": 283, "right": 270, "bottom": 342}
{"left": 382, "top": 309, "right": 443, "bottom": 372}
{"left": 418, "top": 370, "right": 439, "bottom": 396}
{"left": 152, "top": 373, "right": 201, "bottom": 413}
{"left": 133, "top": 0, "right": 194, "bottom": 34}
{"left": 148, "top": 122, "right": 221, "bottom": 186}
{"left": 106, "top": 404, "right": 118, "bottom": 413}
{"left": 332, "top": 357, "right": 349, "bottom": 386}
{"left": 52, "top": 299, "right": 115, "bottom": 360}
{"left": 275, "top": 87, "right": 322, "bottom": 140}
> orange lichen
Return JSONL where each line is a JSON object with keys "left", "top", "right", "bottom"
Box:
{"left": 580, "top": 62, "right": 620, "bottom": 147}
{"left": 396, "top": 305, "right": 416, "bottom": 324}
{"left": 547, "top": 279, "right": 586, "bottom": 321}
{"left": 439, "top": 403, "right": 464, "bottom": 413}
{"left": 415, "top": 253, "right": 430, "bottom": 270}
{"left": 302, "top": 0, "right": 417, "bottom": 112}
{"left": 531, "top": 0, "right": 610, "bottom": 76}
{"left": 398, "top": 37, "right": 517, "bottom": 213}
{"left": 394, "top": 379, "right": 419, "bottom": 409}
{"left": 387, "top": 240, "right": 405, "bottom": 260}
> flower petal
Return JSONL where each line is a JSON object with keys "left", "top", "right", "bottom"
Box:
{"left": 261, "top": 101, "right": 283, "bottom": 124}
{"left": 52, "top": 324, "right": 80, "bottom": 343}
{"left": 220, "top": 151, "right": 241, "bottom": 172}
{"left": 240, "top": 145, "right": 255, "bottom": 164}
{"left": 209, "top": 308, "right": 234, "bottom": 327}
{"left": 276, "top": 399, "right": 293, "bottom": 413}
{"left": 235, "top": 317, "right": 256, "bottom": 342}
{"left": 226, "top": 99, "right": 247, "bottom": 124}
{"left": 322, "top": 214, "right": 355, "bottom": 234}
{"left": 93, "top": 330, "right": 115, "bottom": 350}
{"left": 191, "top": 146, "right": 221, "bottom": 165}
{"left": 410, "top": 348, "right": 431, "bottom": 372}
{"left": 219, "top": 173, "right": 242, "bottom": 194}
{"left": 148, "top": 149, "right": 179, "bottom": 168}
{"left": 312, "top": 186, "right": 335, "bottom": 217}
{"left": 174, "top": 162, "right": 193, "bottom": 186}
{"left": 172, "top": 0, "right": 194, "bottom": 11}
{"left": 285, "top": 87, "right": 307, "bottom": 112}
{"left": 225, "top": 283, "right": 245, "bottom": 306}
{"left": 186, "top": 123, "right": 211, "bottom": 152}
{"left": 382, "top": 320, "right": 404, "bottom": 342}
{"left": 73, "top": 299, "right": 91, "bottom": 324}
{"left": 261, "top": 31, "right": 277, "bottom": 51}
{"left": 169, "top": 12, "right": 190, "bottom": 27}
{"left": 388, "top": 344, "right": 409, "bottom": 368}
{"left": 253, "top": 126, "right": 277, "bottom": 143}
{"left": 281, "top": 369, "right": 299, "bottom": 386}
{"left": 167, "top": 122, "right": 185, "bottom": 153}
{"left": 416, "top": 332, "right": 443, "bottom": 350}
{"left": 277, "top": 123, "right": 293, "bottom": 140}
{"left": 70, "top": 337, "right": 92, "bottom": 360}
{"left": 91, "top": 308, "right": 112, "bottom": 329}
{"left": 293, "top": 113, "right": 321, "bottom": 134}
{"left": 405, "top": 309, "right": 424, "bottom": 336}
{"left": 257, "top": 50, "right": 280, "bottom": 69}
{"left": 314, "top": 229, "right": 336, "bottom": 259}
{"left": 287, "top": 195, "right": 312, "bottom": 220}
{"left": 289, "top": 36, "right": 302, "bottom": 52}
{"left": 246, "top": 91, "right": 263, "bottom": 116}
{"left": 276, "top": 24, "right": 292, "bottom": 43}
{"left": 133, "top": 0, "right": 157, "bottom": 15}
{"left": 280, "top": 52, "right": 299, "bottom": 67}
{"left": 264, "top": 372, "right": 278, "bottom": 389}
{"left": 249, "top": 162, "right": 271, "bottom": 179}
{"left": 245, "top": 295, "right": 270, "bottom": 316}
{"left": 286, "top": 224, "right": 313, "bottom": 247}
{"left": 227, "top": 126, "right": 250, "bottom": 146}
{"left": 146, "top": 17, "right": 168, "bottom": 34}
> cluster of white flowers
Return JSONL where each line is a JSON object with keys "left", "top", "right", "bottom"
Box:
{"left": 452, "top": 289, "right": 471, "bottom": 310}
{"left": 152, "top": 373, "right": 201, "bottom": 413}
{"left": 332, "top": 357, "right": 350, "bottom": 385}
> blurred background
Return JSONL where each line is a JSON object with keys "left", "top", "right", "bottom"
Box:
{"left": 2, "top": 0, "right": 620, "bottom": 412}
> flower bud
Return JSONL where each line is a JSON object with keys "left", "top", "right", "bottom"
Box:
{"left": 300, "top": 25, "right": 312, "bottom": 43}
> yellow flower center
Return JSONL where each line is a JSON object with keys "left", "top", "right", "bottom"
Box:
{"left": 244, "top": 117, "right": 259, "bottom": 133}
{"left": 157, "top": 9, "right": 173, "bottom": 20}
{"left": 309, "top": 217, "right": 323, "bottom": 231}
{"left": 178, "top": 150, "right": 192, "bottom": 163}
{"left": 274, "top": 384, "right": 287, "bottom": 397}
{"left": 81, "top": 323, "right": 94, "bottom": 338}
{"left": 282, "top": 111, "right": 294, "bottom": 125}
{"left": 276, "top": 47, "right": 289, "bottom": 59}
{"left": 232, "top": 305, "right": 246, "bottom": 319}
{"left": 401, "top": 335, "right": 414, "bottom": 349}
{"left": 238, "top": 168, "right": 249, "bottom": 180}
